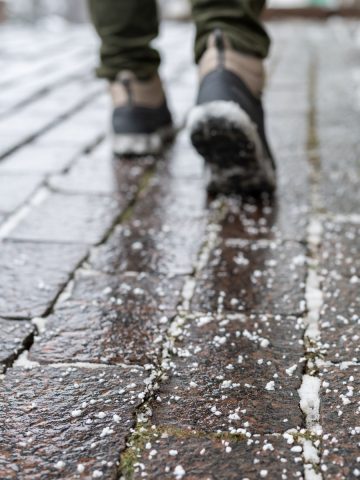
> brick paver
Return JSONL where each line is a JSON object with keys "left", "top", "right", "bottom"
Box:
{"left": 0, "top": 19, "right": 359, "bottom": 480}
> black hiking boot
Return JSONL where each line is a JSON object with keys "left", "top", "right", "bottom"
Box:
{"left": 110, "top": 71, "right": 173, "bottom": 156}
{"left": 188, "top": 30, "right": 276, "bottom": 195}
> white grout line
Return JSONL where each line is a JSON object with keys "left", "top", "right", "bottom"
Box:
{"left": 31, "top": 317, "right": 48, "bottom": 334}
{"left": 298, "top": 217, "right": 324, "bottom": 480}
{"left": 116, "top": 198, "right": 228, "bottom": 474}
{"left": 13, "top": 351, "right": 40, "bottom": 368}
{"left": 328, "top": 213, "right": 360, "bottom": 224}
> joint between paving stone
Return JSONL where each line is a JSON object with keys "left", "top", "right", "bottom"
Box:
{"left": 116, "top": 196, "right": 229, "bottom": 479}
{"left": 0, "top": 88, "right": 104, "bottom": 161}
{"left": 0, "top": 162, "right": 157, "bottom": 373}
{"left": 296, "top": 53, "right": 325, "bottom": 480}
{"left": 0, "top": 328, "right": 35, "bottom": 374}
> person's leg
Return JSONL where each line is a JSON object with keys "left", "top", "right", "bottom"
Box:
{"left": 88, "top": 0, "right": 173, "bottom": 155}
{"left": 188, "top": 0, "right": 275, "bottom": 194}
{"left": 88, "top": 0, "right": 160, "bottom": 80}
{"left": 191, "top": 0, "right": 270, "bottom": 62}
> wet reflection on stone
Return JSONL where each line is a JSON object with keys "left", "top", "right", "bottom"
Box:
{"left": 218, "top": 193, "right": 278, "bottom": 241}
{"left": 319, "top": 363, "right": 360, "bottom": 479}
{"left": 191, "top": 193, "right": 306, "bottom": 315}
{"left": 319, "top": 220, "right": 360, "bottom": 363}
{"left": 89, "top": 177, "right": 208, "bottom": 276}
{"left": 89, "top": 217, "right": 206, "bottom": 276}
{"left": 132, "top": 434, "right": 305, "bottom": 480}
{"left": 0, "top": 366, "right": 147, "bottom": 479}
{"left": 90, "top": 137, "right": 208, "bottom": 277}
{"left": 192, "top": 238, "right": 306, "bottom": 315}
{"left": 30, "top": 272, "right": 185, "bottom": 365}
{"left": 151, "top": 313, "right": 304, "bottom": 434}
{"left": 0, "top": 241, "right": 88, "bottom": 318}
{"left": 49, "top": 140, "right": 154, "bottom": 198}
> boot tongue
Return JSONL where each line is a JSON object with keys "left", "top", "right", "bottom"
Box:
{"left": 199, "top": 30, "right": 265, "bottom": 98}
{"left": 207, "top": 29, "right": 232, "bottom": 51}
{"left": 109, "top": 71, "right": 136, "bottom": 106}
{"left": 117, "top": 70, "right": 136, "bottom": 83}
{"left": 110, "top": 72, "right": 166, "bottom": 108}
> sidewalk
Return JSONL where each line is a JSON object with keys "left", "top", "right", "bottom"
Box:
{"left": 0, "top": 19, "right": 359, "bottom": 480}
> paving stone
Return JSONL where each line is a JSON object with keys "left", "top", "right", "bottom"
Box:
{"left": 151, "top": 313, "right": 304, "bottom": 434}
{"left": 8, "top": 193, "right": 123, "bottom": 244}
{"left": 317, "top": 124, "right": 360, "bottom": 154}
{"left": 36, "top": 119, "right": 104, "bottom": 148}
{"left": 0, "top": 113, "right": 51, "bottom": 137}
{"left": 30, "top": 272, "right": 185, "bottom": 365}
{"left": 318, "top": 143, "right": 360, "bottom": 215}
{"left": 87, "top": 161, "right": 207, "bottom": 275}
{"left": 320, "top": 279, "right": 359, "bottom": 363}
{"left": 163, "top": 132, "right": 204, "bottom": 180}
{"left": 316, "top": 46, "right": 359, "bottom": 216}
{"left": 0, "top": 174, "right": 43, "bottom": 214}
{"left": 319, "top": 221, "right": 360, "bottom": 362}
{"left": 317, "top": 46, "right": 359, "bottom": 119}
{"left": 0, "top": 136, "right": 25, "bottom": 158}
{"left": 0, "top": 144, "right": 82, "bottom": 174}
{"left": 27, "top": 80, "right": 104, "bottom": 122}
{"left": 264, "top": 89, "right": 309, "bottom": 115}
{"left": 319, "top": 364, "right": 360, "bottom": 479}
{"left": 192, "top": 240, "right": 307, "bottom": 315}
{"left": 49, "top": 153, "right": 151, "bottom": 197}
{"left": 267, "top": 114, "right": 307, "bottom": 155}
{"left": 0, "top": 241, "right": 87, "bottom": 318}
{"left": 320, "top": 221, "right": 360, "bottom": 279}
{"left": 0, "top": 319, "right": 35, "bottom": 372}
{"left": 89, "top": 217, "right": 206, "bottom": 277}
{"left": 0, "top": 365, "right": 146, "bottom": 480}
{"left": 0, "top": 213, "right": 7, "bottom": 227}
{"left": 132, "top": 174, "right": 207, "bottom": 222}
{"left": 218, "top": 169, "right": 309, "bottom": 243}
{"left": 131, "top": 433, "right": 304, "bottom": 480}
{"left": 275, "top": 151, "right": 310, "bottom": 240}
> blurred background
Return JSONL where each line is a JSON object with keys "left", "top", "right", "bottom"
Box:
{"left": 0, "top": 0, "right": 360, "bottom": 24}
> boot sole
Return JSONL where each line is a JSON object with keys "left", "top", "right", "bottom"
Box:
{"left": 113, "top": 124, "right": 174, "bottom": 156}
{"left": 187, "top": 101, "right": 276, "bottom": 195}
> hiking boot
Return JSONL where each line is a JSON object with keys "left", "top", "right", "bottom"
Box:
{"left": 187, "top": 30, "right": 276, "bottom": 195}
{"left": 110, "top": 71, "right": 173, "bottom": 156}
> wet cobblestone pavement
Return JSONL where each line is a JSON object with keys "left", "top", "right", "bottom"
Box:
{"left": 0, "top": 20, "right": 359, "bottom": 480}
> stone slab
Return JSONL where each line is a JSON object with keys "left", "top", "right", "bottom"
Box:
{"left": 0, "top": 365, "right": 146, "bottom": 479}
{"left": 319, "top": 144, "right": 360, "bottom": 215}
{"left": 48, "top": 154, "right": 151, "bottom": 197}
{"left": 319, "top": 363, "right": 360, "bottom": 479}
{"left": 0, "top": 174, "right": 43, "bottom": 214}
{"left": 320, "top": 221, "right": 360, "bottom": 362}
{"left": 0, "top": 145, "right": 81, "bottom": 174}
{"left": 8, "top": 193, "right": 122, "bottom": 244}
{"left": 320, "top": 220, "right": 360, "bottom": 279}
{"left": 151, "top": 313, "right": 304, "bottom": 434}
{"left": 192, "top": 240, "right": 307, "bottom": 315}
{"left": 133, "top": 175, "right": 207, "bottom": 222}
{"left": 131, "top": 433, "right": 304, "bottom": 480}
{"left": 218, "top": 164, "right": 309, "bottom": 243}
{"left": 89, "top": 217, "right": 206, "bottom": 277}
{"left": 0, "top": 241, "right": 87, "bottom": 318}
{"left": 30, "top": 272, "right": 185, "bottom": 366}
{"left": 267, "top": 114, "right": 307, "bottom": 155}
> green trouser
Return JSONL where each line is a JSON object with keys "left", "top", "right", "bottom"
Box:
{"left": 88, "top": 0, "right": 270, "bottom": 80}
